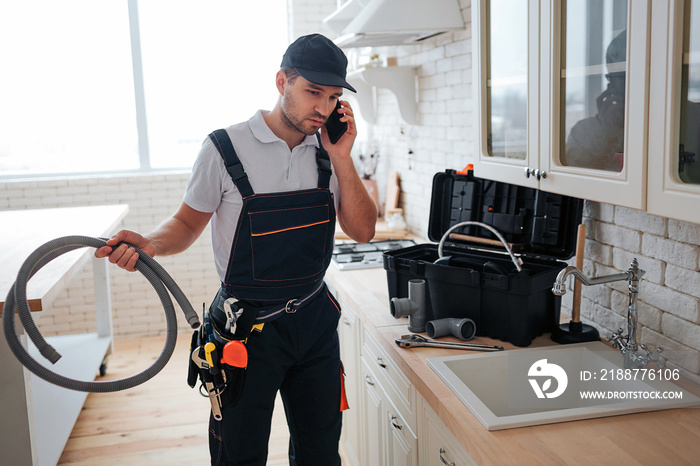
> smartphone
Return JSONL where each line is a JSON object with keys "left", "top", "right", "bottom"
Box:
{"left": 324, "top": 100, "right": 347, "bottom": 144}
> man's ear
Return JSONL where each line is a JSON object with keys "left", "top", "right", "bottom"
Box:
{"left": 275, "top": 70, "right": 287, "bottom": 95}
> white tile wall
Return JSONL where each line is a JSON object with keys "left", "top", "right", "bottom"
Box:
{"left": 2, "top": 0, "right": 698, "bottom": 381}
{"left": 286, "top": 0, "right": 338, "bottom": 40}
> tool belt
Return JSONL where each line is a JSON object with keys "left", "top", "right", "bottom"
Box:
{"left": 187, "top": 291, "right": 262, "bottom": 419}
{"left": 239, "top": 281, "right": 327, "bottom": 323}
{"left": 187, "top": 283, "right": 327, "bottom": 419}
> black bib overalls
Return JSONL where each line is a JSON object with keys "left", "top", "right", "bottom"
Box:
{"left": 206, "top": 129, "right": 343, "bottom": 466}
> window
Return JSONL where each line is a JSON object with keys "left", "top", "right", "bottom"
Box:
{"left": 0, "top": 1, "right": 138, "bottom": 174}
{"left": 0, "top": 0, "right": 288, "bottom": 177}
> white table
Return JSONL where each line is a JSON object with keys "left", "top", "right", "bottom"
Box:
{"left": 0, "top": 205, "right": 128, "bottom": 466}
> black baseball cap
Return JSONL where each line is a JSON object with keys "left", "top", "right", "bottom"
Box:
{"left": 281, "top": 34, "right": 356, "bottom": 93}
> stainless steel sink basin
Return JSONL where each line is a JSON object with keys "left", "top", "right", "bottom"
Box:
{"left": 428, "top": 341, "right": 700, "bottom": 430}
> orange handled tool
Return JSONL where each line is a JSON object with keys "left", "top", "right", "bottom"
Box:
{"left": 221, "top": 340, "right": 248, "bottom": 368}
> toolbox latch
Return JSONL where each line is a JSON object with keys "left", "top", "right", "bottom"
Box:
{"left": 456, "top": 164, "right": 474, "bottom": 175}
{"left": 384, "top": 255, "right": 395, "bottom": 270}
{"left": 409, "top": 260, "right": 424, "bottom": 276}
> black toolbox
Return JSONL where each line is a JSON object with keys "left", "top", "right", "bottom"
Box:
{"left": 383, "top": 168, "right": 583, "bottom": 347}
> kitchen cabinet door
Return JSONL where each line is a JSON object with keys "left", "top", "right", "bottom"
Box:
{"left": 473, "top": 0, "right": 650, "bottom": 210}
{"left": 473, "top": 0, "right": 541, "bottom": 188}
{"left": 647, "top": 0, "right": 700, "bottom": 224}
{"left": 386, "top": 405, "right": 418, "bottom": 466}
{"left": 540, "top": 0, "right": 650, "bottom": 208}
{"left": 361, "top": 358, "right": 385, "bottom": 466}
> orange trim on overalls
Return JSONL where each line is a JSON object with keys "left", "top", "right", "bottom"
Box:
{"left": 250, "top": 220, "right": 330, "bottom": 237}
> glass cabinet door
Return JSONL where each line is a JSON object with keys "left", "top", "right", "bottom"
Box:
{"left": 486, "top": 0, "right": 529, "bottom": 161}
{"left": 541, "top": 0, "right": 648, "bottom": 208}
{"left": 648, "top": 0, "right": 700, "bottom": 224}
{"left": 559, "top": 0, "right": 628, "bottom": 173}
{"left": 473, "top": 0, "right": 539, "bottom": 186}
{"left": 679, "top": 0, "right": 700, "bottom": 185}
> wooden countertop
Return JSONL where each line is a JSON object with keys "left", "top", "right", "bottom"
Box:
{"left": 325, "top": 264, "right": 700, "bottom": 465}
{"left": 0, "top": 205, "right": 129, "bottom": 313}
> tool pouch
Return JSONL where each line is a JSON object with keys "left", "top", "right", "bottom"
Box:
{"left": 187, "top": 319, "right": 227, "bottom": 400}
{"left": 188, "top": 289, "right": 261, "bottom": 407}
{"left": 187, "top": 330, "right": 201, "bottom": 389}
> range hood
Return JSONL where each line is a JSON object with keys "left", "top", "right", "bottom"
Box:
{"left": 323, "top": 0, "right": 465, "bottom": 48}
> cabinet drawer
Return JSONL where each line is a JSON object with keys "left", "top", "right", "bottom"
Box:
{"left": 386, "top": 398, "right": 418, "bottom": 466}
{"left": 361, "top": 324, "right": 416, "bottom": 427}
{"left": 421, "top": 402, "right": 476, "bottom": 466}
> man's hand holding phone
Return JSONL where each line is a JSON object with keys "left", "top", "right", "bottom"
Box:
{"left": 324, "top": 99, "right": 348, "bottom": 144}
{"left": 321, "top": 99, "right": 357, "bottom": 168}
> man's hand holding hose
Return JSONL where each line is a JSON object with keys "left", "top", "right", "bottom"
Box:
{"left": 94, "top": 230, "right": 155, "bottom": 272}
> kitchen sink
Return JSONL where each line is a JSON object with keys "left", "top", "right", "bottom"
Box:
{"left": 427, "top": 341, "right": 700, "bottom": 430}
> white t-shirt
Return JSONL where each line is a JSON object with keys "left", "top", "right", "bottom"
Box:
{"left": 183, "top": 110, "right": 340, "bottom": 281}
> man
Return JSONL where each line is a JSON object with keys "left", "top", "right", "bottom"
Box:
{"left": 96, "top": 33, "right": 377, "bottom": 465}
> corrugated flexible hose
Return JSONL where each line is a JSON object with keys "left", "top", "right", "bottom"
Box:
{"left": 3, "top": 235, "right": 201, "bottom": 392}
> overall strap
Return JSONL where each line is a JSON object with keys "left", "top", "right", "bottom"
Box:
{"left": 209, "top": 129, "right": 255, "bottom": 198}
{"left": 315, "top": 133, "right": 332, "bottom": 189}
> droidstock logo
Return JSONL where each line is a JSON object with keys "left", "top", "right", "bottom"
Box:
{"left": 528, "top": 359, "right": 568, "bottom": 399}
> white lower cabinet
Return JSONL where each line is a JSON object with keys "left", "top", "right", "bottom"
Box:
{"left": 339, "top": 306, "right": 474, "bottom": 466}
{"left": 361, "top": 356, "right": 418, "bottom": 466}
{"left": 337, "top": 301, "right": 361, "bottom": 466}
{"left": 361, "top": 357, "right": 386, "bottom": 466}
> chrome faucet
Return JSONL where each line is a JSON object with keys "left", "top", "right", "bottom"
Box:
{"left": 552, "top": 259, "right": 663, "bottom": 369}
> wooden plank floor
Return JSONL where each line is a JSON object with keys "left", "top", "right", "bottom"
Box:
{"left": 58, "top": 333, "right": 345, "bottom": 465}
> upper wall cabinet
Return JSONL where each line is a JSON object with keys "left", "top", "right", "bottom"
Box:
{"left": 473, "top": 0, "right": 651, "bottom": 210}
{"left": 647, "top": 0, "right": 700, "bottom": 224}
{"left": 473, "top": 0, "right": 540, "bottom": 186}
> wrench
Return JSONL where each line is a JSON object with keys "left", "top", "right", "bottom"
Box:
{"left": 191, "top": 347, "right": 224, "bottom": 420}
{"left": 395, "top": 334, "right": 504, "bottom": 352}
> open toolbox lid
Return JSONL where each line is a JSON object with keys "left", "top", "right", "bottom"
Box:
{"left": 427, "top": 167, "right": 584, "bottom": 262}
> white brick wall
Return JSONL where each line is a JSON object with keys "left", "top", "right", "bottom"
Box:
{"left": 579, "top": 205, "right": 700, "bottom": 381}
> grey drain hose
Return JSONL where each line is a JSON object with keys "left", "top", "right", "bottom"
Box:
{"left": 3, "top": 235, "right": 201, "bottom": 392}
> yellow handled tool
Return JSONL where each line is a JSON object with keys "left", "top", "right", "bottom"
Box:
{"left": 204, "top": 341, "right": 217, "bottom": 368}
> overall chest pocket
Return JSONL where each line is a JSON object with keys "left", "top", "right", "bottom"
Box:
{"left": 248, "top": 203, "right": 331, "bottom": 282}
